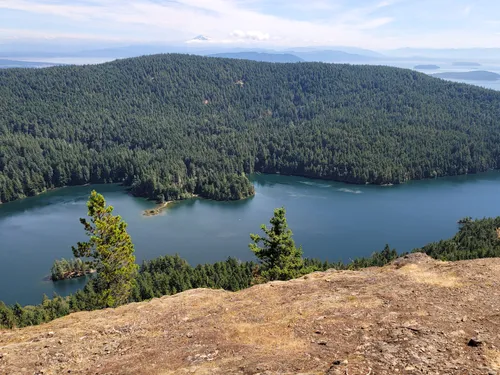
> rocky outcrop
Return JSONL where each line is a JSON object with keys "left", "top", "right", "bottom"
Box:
{"left": 2, "top": 255, "right": 500, "bottom": 374}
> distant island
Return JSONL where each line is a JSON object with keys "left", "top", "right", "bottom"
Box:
{"left": 209, "top": 52, "right": 304, "bottom": 63}
{"left": 432, "top": 70, "right": 500, "bottom": 81}
{"left": 414, "top": 64, "right": 440, "bottom": 70}
{"left": 452, "top": 62, "right": 481, "bottom": 67}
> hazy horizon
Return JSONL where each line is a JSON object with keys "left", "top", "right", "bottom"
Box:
{"left": 1, "top": 0, "right": 500, "bottom": 53}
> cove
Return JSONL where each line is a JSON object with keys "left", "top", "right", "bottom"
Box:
{"left": 1, "top": 172, "right": 500, "bottom": 306}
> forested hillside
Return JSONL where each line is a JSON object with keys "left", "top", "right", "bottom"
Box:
{"left": 1, "top": 54, "right": 500, "bottom": 203}
{"left": 418, "top": 216, "right": 500, "bottom": 260}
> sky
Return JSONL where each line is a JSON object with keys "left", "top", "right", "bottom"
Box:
{"left": 1, "top": 0, "right": 500, "bottom": 50}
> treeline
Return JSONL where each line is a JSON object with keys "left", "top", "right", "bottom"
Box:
{"left": 417, "top": 216, "right": 500, "bottom": 260}
{"left": 2, "top": 54, "right": 500, "bottom": 203}
{"left": 131, "top": 255, "right": 255, "bottom": 301}
{"left": 0, "top": 256, "right": 254, "bottom": 328}
{"left": 0, "top": 247, "right": 401, "bottom": 329}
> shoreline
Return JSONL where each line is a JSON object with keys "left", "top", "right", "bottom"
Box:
{"left": 2, "top": 169, "right": 500, "bottom": 206}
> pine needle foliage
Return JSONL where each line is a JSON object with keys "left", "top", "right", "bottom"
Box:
{"left": 249, "top": 207, "right": 304, "bottom": 281}
{"left": 72, "top": 190, "right": 138, "bottom": 307}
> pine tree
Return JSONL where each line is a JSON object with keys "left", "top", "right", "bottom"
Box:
{"left": 0, "top": 302, "right": 16, "bottom": 329}
{"left": 72, "top": 190, "right": 138, "bottom": 307}
{"left": 249, "top": 207, "right": 304, "bottom": 281}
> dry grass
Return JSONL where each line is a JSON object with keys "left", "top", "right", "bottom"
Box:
{"left": 226, "top": 322, "right": 306, "bottom": 351}
{"left": 397, "top": 263, "right": 462, "bottom": 287}
{"left": 486, "top": 349, "right": 500, "bottom": 370}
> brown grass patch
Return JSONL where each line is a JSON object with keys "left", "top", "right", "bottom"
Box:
{"left": 398, "top": 264, "right": 462, "bottom": 288}
{"left": 486, "top": 349, "right": 500, "bottom": 370}
{"left": 226, "top": 322, "right": 305, "bottom": 351}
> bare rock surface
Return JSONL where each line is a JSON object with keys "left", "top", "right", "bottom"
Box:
{"left": 2, "top": 254, "right": 500, "bottom": 374}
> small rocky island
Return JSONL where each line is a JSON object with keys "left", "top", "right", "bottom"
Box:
{"left": 414, "top": 64, "right": 440, "bottom": 70}
{"left": 51, "top": 258, "right": 94, "bottom": 281}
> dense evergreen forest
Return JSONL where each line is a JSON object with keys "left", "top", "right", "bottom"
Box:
{"left": 2, "top": 54, "right": 500, "bottom": 203}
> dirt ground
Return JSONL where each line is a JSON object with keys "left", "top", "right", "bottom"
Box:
{"left": 1, "top": 253, "right": 500, "bottom": 375}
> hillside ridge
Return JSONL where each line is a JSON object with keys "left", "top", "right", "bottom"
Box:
{"left": 2, "top": 53, "right": 500, "bottom": 204}
{"left": 1, "top": 254, "right": 500, "bottom": 374}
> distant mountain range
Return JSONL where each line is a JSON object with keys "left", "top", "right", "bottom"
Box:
{"left": 209, "top": 52, "right": 304, "bottom": 63}
{"left": 3, "top": 41, "right": 500, "bottom": 65}
{"left": 0, "top": 59, "right": 62, "bottom": 68}
{"left": 432, "top": 71, "right": 500, "bottom": 81}
{"left": 0, "top": 40, "right": 383, "bottom": 63}
{"left": 284, "top": 46, "right": 383, "bottom": 58}
{"left": 290, "top": 50, "right": 376, "bottom": 63}
{"left": 209, "top": 50, "right": 379, "bottom": 63}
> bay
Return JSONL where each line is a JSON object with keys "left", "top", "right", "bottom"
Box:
{"left": 1, "top": 172, "right": 500, "bottom": 305}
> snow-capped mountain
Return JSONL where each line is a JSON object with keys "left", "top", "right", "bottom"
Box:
{"left": 188, "top": 35, "right": 211, "bottom": 43}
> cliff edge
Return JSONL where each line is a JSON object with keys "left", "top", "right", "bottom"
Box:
{"left": 1, "top": 254, "right": 500, "bottom": 375}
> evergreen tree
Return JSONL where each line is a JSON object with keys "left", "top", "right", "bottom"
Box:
{"left": 72, "top": 190, "right": 138, "bottom": 307}
{"left": 0, "top": 301, "right": 16, "bottom": 328}
{"left": 249, "top": 207, "right": 304, "bottom": 281}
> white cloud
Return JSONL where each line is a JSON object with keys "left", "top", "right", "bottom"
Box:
{"left": 230, "top": 30, "right": 270, "bottom": 41}
{"left": 0, "top": 28, "right": 129, "bottom": 42}
{"left": 358, "top": 17, "right": 393, "bottom": 29}
{"left": 0, "top": 0, "right": 395, "bottom": 47}
{"left": 376, "top": 1, "right": 392, "bottom": 8}
{"left": 0, "top": 0, "right": 499, "bottom": 49}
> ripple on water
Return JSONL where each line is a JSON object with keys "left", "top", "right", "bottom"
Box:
{"left": 299, "top": 181, "right": 332, "bottom": 188}
{"left": 337, "top": 188, "right": 363, "bottom": 194}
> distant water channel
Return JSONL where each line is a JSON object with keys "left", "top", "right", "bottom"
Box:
{"left": 1, "top": 172, "right": 500, "bottom": 305}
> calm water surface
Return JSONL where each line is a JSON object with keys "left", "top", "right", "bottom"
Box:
{"left": 1, "top": 173, "right": 500, "bottom": 305}
{"left": 364, "top": 60, "right": 500, "bottom": 91}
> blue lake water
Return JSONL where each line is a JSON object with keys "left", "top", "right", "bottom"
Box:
{"left": 1, "top": 172, "right": 500, "bottom": 305}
